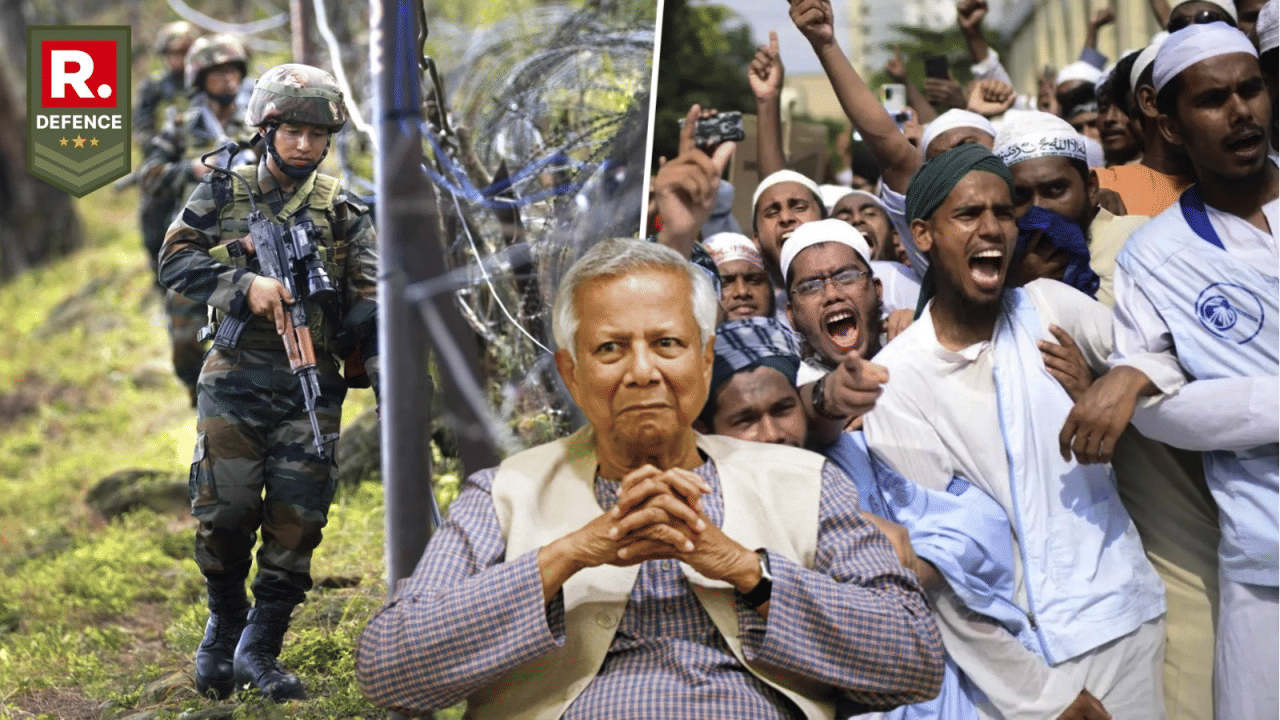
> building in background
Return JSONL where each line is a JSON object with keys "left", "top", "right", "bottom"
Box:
{"left": 996, "top": 0, "right": 1164, "bottom": 96}
{"left": 902, "top": 0, "right": 957, "bottom": 30}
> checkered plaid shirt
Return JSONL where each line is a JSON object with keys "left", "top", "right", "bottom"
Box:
{"left": 356, "top": 457, "right": 943, "bottom": 717}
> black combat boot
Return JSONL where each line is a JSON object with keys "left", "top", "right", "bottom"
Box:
{"left": 232, "top": 603, "right": 307, "bottom": 702}
{"left": 193, "top": 584, "right": 249, "bottom": 700}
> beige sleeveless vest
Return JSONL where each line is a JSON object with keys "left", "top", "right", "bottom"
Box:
{"left": 469, "top": 426, "right": 835, "bottom": 720}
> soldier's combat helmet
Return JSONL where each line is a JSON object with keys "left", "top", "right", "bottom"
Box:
{"left": 184, "top": 34, "right": 249, "bottom": 93}
{"left": 246, "top": 64, "right": 346, "bottom": 179}
{"left": 245, "top": 64, "right": 347, "bottom": 132}
{"left": 155, "top": 21, "right": 198, "bottom": 54}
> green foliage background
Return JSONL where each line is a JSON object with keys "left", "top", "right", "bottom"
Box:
{"left": 651, "top": 0, "right": 756, "bottom": 170}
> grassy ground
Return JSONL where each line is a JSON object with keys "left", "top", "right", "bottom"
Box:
{"left": 0, "top": 169, "right": 461, "bottom": 718}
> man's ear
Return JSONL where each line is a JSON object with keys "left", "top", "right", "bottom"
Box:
{"left": 1136, "top": 85, "right": 1160, "bottom": 120}
{"left": 785, "top": 295, "right": 795, "bottom": 328}
{"left": 873, "top": 276, "right": 883, "bottom": 304}
{"left": 1157, "top": 108, "right": 1184, "bottom": 148}
{"left": 554, "top": 348, "right": 579, "bottom": 402}
{"left": 911, "top": 218, "right": 933, "bottom": 254}
{"left": 1087, "top": 168, "right": 1100, "bottom": 210}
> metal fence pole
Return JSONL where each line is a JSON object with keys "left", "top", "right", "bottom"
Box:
{"left": 371, "top": 1, "right": 500, "bottom": 715}
{"left": 372, "top": 0, "right": 436, "bottom": 635}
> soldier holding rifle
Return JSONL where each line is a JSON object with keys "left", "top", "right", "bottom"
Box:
{"left": 140, "top": 33, "right": 256, "bottom": 405}
{"left": 159, "top": 63, "right": 380, "bottom": 703}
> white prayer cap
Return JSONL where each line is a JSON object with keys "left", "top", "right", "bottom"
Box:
{"left": 919, "top": 109, "right": 997, "bottom": 160}
{"left": 1259, "top": 0, "right": 1278, "bottom": 54}
{"left": 779, "top": 218, "right": 872, "bottom": 282}
{"left": 1153, "top": 22, "right": 1258, "bottom": 93}
{"left": 1170, "top": 0, "right": 1238, "bottom": 22}
{"left": 1055, "top": 60, "right": 1104, "bottom": 87}
{"left": 702, "top": 232, "right": 765, "bottom": 270}
{"left": 818, "top": 184, "right": 853, "bottom": 211}
{"left": 752, "top": 170, "right": 822, "bottom": 212}
{"left": 993, "top": 110, "right": 1089, "bottom": 167}
{"left": 837, "top": 189, "right": 887, "bottom": 212}
{"left": 1130, "top": 33, "right": 1170, "bottom": 91}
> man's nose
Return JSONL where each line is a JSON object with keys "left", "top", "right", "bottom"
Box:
{"left": 758, "top": 415, "right": 786, "bottom": 444}
{"left": 1228, "top": 90, "right": 1256, "bottom": 125}
{"left": 977, "top": 208, "right": 1003, "bottom": 239}
{"left": 625, "top": 344, "right": 660, "bottom": 385}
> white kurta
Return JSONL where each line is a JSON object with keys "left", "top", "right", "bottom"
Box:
{"left": 864, "top": 279, "right": 1165, "bottom": 720}
{"left": 1109, "top": 191, "right": 1279, "bottom": 720}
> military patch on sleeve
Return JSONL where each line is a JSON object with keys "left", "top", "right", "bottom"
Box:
{"left": 183, "top": 206, "right": 218, "bottom": 230}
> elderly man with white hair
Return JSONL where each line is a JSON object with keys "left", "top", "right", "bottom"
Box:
{"left": 1061, "top": 20, "right": 1279, "bottom": 720}
{"left": 356, "top": 238, "right": 945, "bottom": 718}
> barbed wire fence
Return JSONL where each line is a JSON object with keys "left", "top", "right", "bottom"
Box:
{"left": 168, "top": 0, "right": 654, "bottom": 450}
{"left": 168, "top": 0, "right": 656, "bottom": 617}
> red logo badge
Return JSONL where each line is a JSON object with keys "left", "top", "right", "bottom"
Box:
{"left": 40, "top": 40, "right": 118, "bottom": 108}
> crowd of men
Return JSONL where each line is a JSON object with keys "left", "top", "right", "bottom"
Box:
{"left": 354, "top": 0, "right": 1277, "bottom": 718}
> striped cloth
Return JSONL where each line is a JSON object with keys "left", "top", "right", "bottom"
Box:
{"left": 356, "top": 458, "right": 944, "bottom": 717}
{"left": 712, "top": 316, "right": 803, "bottom": 394}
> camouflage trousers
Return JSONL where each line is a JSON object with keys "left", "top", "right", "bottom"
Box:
{"left": 188, "top": 346, "right": 347, "bottom": 607}
{"left": 166, "top": 290, "right": 207, "bottom": 402}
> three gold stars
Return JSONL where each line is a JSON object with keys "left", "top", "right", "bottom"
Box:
{"left": 57, "top": 136, "right": 101, "bottom": 149}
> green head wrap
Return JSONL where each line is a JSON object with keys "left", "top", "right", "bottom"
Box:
{"left": 905, "top": 143, "right": 1015, "bottom": 318}
{"left": 905, "top": 143, "right": 1014, "bottom": 223}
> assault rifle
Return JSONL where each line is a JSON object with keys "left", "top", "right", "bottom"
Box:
{"left": 199, "top": 143, "right": 341, "bottom": 461}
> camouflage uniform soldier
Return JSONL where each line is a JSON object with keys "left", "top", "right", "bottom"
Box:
{"left": 133, "top": 21, "right": 198, "bottom": 147}
{"left": 158, "top": 64, "right": 378, "bottom": 702}
{"left": 134, "top": 22, "right": 197, "bottom": 302}
{"left": 140, "top": 34, "right": 255, "bottom": 406}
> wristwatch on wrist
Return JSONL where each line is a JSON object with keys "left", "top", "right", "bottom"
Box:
{"left": 740, "top": 549, "right": 773, "bottom": 608}
{"left": 811, "top": 375, "right": 846, "bottom": 421}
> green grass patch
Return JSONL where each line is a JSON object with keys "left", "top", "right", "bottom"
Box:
{"left": 0, "top": 144, "right": 466, "bottom": 719}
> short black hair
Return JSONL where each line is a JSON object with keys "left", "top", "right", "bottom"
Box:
{"left": 1156, "top": 74, "right": 1184, "bottom": 119}
{"left": 1057, "top": 82, "right": 1097, "bottom": 120}
{"left": 1263, "top": 49, "right": 1279, "bottom": 73}
{"left": 1110, "top": 50, "right": 1142, "bottom": 117}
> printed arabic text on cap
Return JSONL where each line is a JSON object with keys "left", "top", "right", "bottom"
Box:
{"left": 994, "top": 110, "right": 1089, "bottom": 167}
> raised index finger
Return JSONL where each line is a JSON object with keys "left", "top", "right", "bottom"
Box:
{"left": 678, "top": 104, "right": 701, "bottom": 156}
{"left": 768, "top": 30, "right": 779, "bottom": 56}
